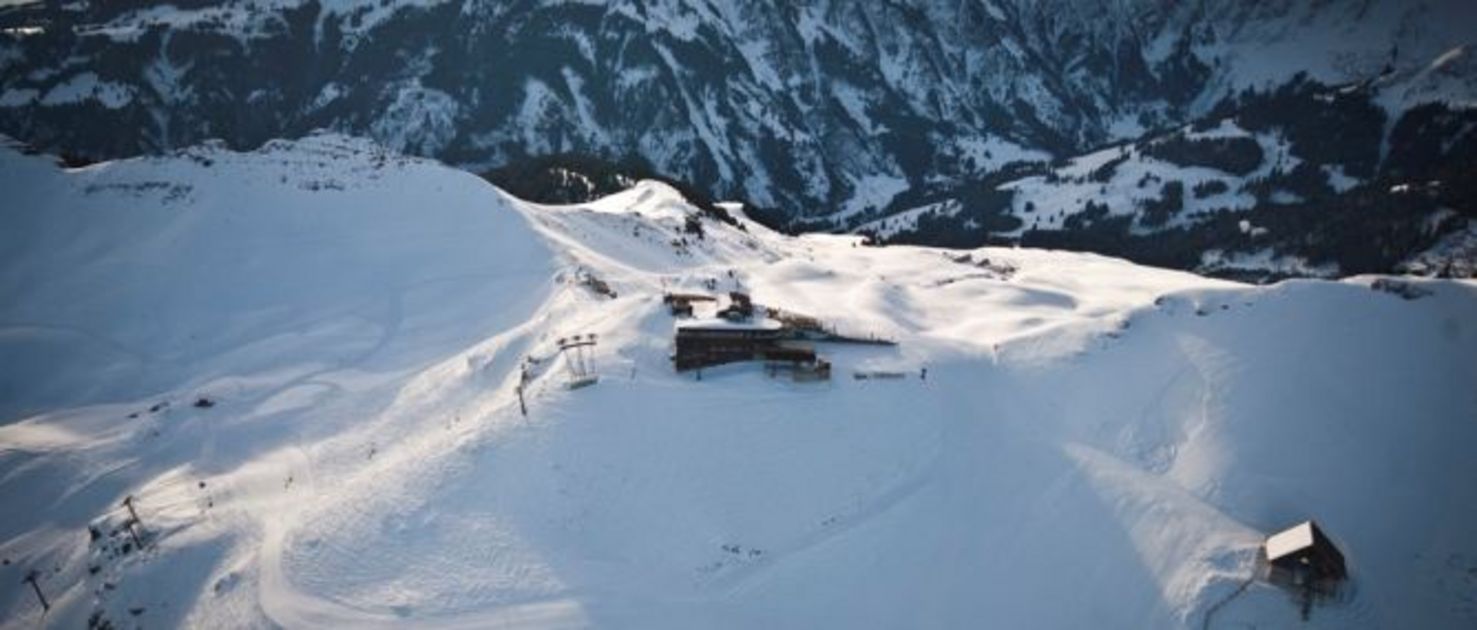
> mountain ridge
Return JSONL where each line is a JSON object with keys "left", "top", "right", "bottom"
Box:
{"left": 3, "top": 1, "right": 1472, "bottom": 204}
{"left": 1, "top": 0, "right": 1474, "bottom": 277}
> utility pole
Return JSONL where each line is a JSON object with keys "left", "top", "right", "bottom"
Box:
{"left": 122, "top": 495, "right": 142, "bottom": 525}
{"left": 517, "top": 364, "right": 529, "bottom": 417}
{"left": 23, "top": 569, "right": 48, "bottom": 612}
{"left": 123, "top": 519, "right": 144, "bottom": 549}
{"left": 581, "top": 333, "right": 593, "bottom": 377}
{"left": 122, "top": 495, "right": 146, "bottom": 548}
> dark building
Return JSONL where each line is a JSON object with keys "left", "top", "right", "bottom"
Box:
{"left": 663, "top": 292, "right": 716, "bottom": 317}
{"left": 717, "top": 292, "right": 754, "bottom": 322}
{"left": 673, "top": 320, "right": 815, "bottom": 372}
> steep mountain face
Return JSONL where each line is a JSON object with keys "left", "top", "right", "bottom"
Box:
{"left": 2, "top": 0, "right": 1471, "bottom": 213}
{"left": 2, "top": 1, "right": 1474, "bottom": 278}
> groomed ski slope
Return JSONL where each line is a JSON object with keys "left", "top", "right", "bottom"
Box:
{"left": 1, "top": 135, "right": 1475, "bottom": 629}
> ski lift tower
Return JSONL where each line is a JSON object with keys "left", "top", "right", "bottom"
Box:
{"left": 558, "top": 334, "right": 600, "bottom": 390}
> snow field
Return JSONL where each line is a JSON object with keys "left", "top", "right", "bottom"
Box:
{"left": 2, "top": 135, "right": 1475, "bottom": 628}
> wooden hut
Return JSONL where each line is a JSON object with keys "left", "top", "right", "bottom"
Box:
{"left": 1264, "top": 520, "right": 1347, "bottom": 593}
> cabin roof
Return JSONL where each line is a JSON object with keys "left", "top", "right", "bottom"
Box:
{"left": 1266, "top": 521, "right": 1317, "bottom": 561}
{"left": 676, "top": 317, "right": 783, "bottom": 332}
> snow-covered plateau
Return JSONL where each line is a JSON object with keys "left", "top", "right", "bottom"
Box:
{"left": 1, "top": 135, "right": 1475, "bottom": 629}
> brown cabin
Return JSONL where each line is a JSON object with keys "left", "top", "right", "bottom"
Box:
{"left": 1264, "top": 520, "right": 1347, "bottom": 594}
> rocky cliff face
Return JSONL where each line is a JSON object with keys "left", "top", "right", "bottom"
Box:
{"left": 2, "top": 0, "right": 1473, "bottom": 276}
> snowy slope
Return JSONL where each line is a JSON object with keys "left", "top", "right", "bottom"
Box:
{"left": 2, "top": 137, "right": 1476, "bottom": 629}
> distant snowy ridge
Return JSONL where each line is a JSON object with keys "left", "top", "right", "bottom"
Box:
{"left": 1, "top": 135, "right": 1475, "bottom": 629}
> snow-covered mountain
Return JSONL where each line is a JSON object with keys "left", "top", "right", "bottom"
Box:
{"left": 2, "top": 135, "right": 1475, "bottom": 629}
{"left": 1, "top": 0, "right": 1474, "bottom": 234}
{"left": 860, "top": 94, "right": 1477, "bottom": 280}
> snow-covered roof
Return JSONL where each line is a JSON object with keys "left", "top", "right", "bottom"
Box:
{"left": 1265, "top": 521, "right": 1316, "bottom": 560}
{"left": 676, "top": 317, "right": 782, "bottom": 332}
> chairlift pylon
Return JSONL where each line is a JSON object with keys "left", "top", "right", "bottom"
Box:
{"left": 559, "top": 332, "right": 600, "bottom": 390}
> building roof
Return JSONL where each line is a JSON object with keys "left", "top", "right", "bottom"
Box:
{"left": 676, "top": 317, "right": 783, "bottom": 332}
{"left": 1265, "top": 521, "right": 1317, "bottom": 561}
